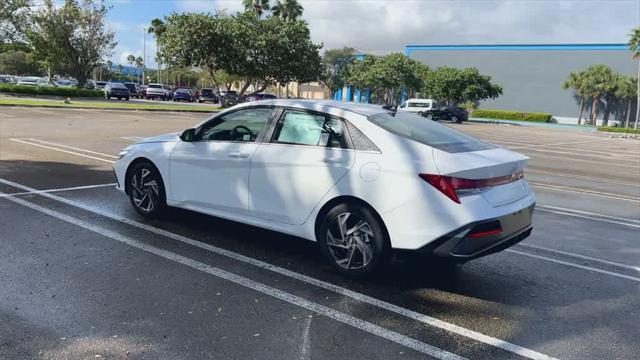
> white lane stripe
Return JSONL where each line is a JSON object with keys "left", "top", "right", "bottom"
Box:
{"left": 0, "top": 177, "right": 556, "bottom": 360}
{"left": 10, "top": 139, "right": 116, "bottom": 164}
{"left": 531, "top": 182, "right": 640, "bottom": 202}
{"left": 507, "top": 250, "right": 640, "bottom": 282}
{"left": 509, "top": 138, "right": 613, "bottom": 150}
{"left": 527, "top": 169, "right": 640, "bottom": 187}
{"left": 0, "top": 192, "right": 464, "bottom": 360}
{"left": 0, "top": 183, "right": 116, "bottom": 198}
{"left": 535, "top": 207, "right": 640, "bottom": 229}
{"left": 25, "top": 138, "right": 119, "bottom": 159}
{"left": 518, "top": 244, "right": 640, "bottom": 272}
{"left": 121, "top": 136, "right": 144, "bottom": 141}
{"left": 537, "top": 204, "right": 640, "bottom": 224}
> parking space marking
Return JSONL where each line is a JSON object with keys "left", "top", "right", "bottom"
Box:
{"left": 9, "top": 138, "right": 116, "bottom": 164}
{"left": 537, "top": 204, "right": 640, "bottom": 224}
{"left": 0, "top": 177, "right": 557, "bottom": 360}
{"left": 535, "top": 206, "right": 640, "bottom": 229}
{"left": 0, "top": 183, "right": 116, "bottom": 198}
{"left": 121, "top": 136, "right": 144, "bottom": 142}
{"left": 24, "top": 138, "right": 119, "bottom": 158}
{"left": 0, "top": 192, "right": 466, "bottom": 360}
{"left": 530, "top": 182, "right": 640, "bottom": 202}
{"left": 509, "top": 138, "right": 613, "bottom": 150}
{"left": 507, "top": 250, "right": 640, "bottom": 282}
{"left": 518, "top": 243, "right": 640, "bottom": 273}
{"left": 527, "top": 169, "right": 640, "bottom": 187}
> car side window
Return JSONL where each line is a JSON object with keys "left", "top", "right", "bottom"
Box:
{"left": 272, "top": 110, "right": 347, "bottom": 148}
{"left": 198, "top": 108, "right": 276, "bottom": 142}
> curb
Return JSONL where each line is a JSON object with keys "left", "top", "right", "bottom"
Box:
{"left": 0, "top": 103, "right": 220, "bottom": 113}
{"left": 468, "top": 117, "right": 598, "bottom": 132}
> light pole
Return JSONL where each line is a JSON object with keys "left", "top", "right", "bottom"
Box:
{"left": 142, "top": 28, "right": 146, "bottom": 85}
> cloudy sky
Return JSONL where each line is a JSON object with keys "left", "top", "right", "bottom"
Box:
{"left": 106, "top": 0, "right": 640, "bottom": 67}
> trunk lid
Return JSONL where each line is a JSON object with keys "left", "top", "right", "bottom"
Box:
{"left": 432, "top": 147, "right": 530, "bottom": 206}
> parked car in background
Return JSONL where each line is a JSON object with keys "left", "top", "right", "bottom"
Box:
{"left": 104, "top": 82, "right": 130, "bottom": 100}
{"left": 163, "top": 85, "right": 174, "bottom": 99}
{"left": 113, "top": 100, "right": 535, "bottom": 276}
{"left": 94, "top": 81, "right": 107, "bottom": 90}
{"left": 54, "top": 79, "right": 75, "bottom": 88}
{"left": 422, "top": 106, "right": 469, "bottom": 123}
{"left": 398, "top": 98, "right": 437, "bottom": 115}
{"left": 219, "top": 90, "right": 240, "bottom": 108}
{"left": 173, "top": 88, "right": 195, "bottom": 102}
{"left": 17, "top": 77, "right": 51, "bottom": 87}
{"left": 198, "top": 88, "right": 218, "bottom": 103}
{"left": 123, "top": 82, "right": 142, "bottom": 98}
{"left": 0, "top": 75, "right": 17, "bottom": 83}
{"left": 139, "top": 85, "right": 147, "bottom": 98}
{"left": 145, "top": 83, "right": 170, "bottom": 100}
{"left": 241, "top": 93, "right": 278, "bottom": 102}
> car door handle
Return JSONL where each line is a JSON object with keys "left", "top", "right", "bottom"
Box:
{"left": 322, "top": 157, "right": 342, "bottom": 163}
{"left": 228, "top": 151, "right": 250, "bottom": 159}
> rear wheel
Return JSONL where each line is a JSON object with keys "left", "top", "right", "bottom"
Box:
{"left": 451, "top": 116, "right": 458, "bottom": 123}
{"left": 425, "top": 113, "right": 433, "bottom": 120}
{"left": 127, "top": 161, "right": 167, "bottom": 218}
{"left": 318, "top": 203, "right": 388, "bottom": 276}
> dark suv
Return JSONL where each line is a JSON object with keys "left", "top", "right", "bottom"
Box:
{"left": 104, "top": 82, "right": 130, "bottom": 100}
{"left": 422, "top": 106, "right": 468, "bottom": 123}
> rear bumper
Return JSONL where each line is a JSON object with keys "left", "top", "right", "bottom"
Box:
{"left": 412, "top": 203, "right": 534, "bottom": 261}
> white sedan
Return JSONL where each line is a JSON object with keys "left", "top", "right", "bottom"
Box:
{"left": 114, "top": 100, "right": 535, "bottom": 276}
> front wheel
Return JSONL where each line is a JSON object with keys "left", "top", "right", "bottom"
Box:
{"left": 425, "top": 113, "right": 433, "bottom": 120}
{"left": 451, "top": 116, "right": 458, "bottom": 123}
{"left": 127, "top": 162, "right": 167, "bottom": 218}
{"left": 318, "top": 203, "right": 389, "bottom": 276}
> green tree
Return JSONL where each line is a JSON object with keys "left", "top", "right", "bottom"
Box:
{"left": 159, "top": 12, "right": 322, "bottom": 95}
{"left": 134, "top": 55, "right": 143, "bottom": 83}
{"left": 421, "top": 66, "right": 502, "bottom": 106}
{"left": 117, "top": 64, "right": 123, "bottom": 80}
{"left": 348, "top": 53, "right": 425, "bottom": 104}
{"left": 628, "top": 27, "right": 640, "bottom": 129}
{"left": 26, "top": 0, "right": 116, "bottom": 86}
{"left": 563, "top": 71, "right": 588, "bottom": 124}
{"left": 0, "top": 50, "right": 40, "bottom": 75}
{"left": 0, "top": 0, "right": 31, "bottom": 43}
{"left": 320, "top": 47, "right": 356, "bottom": 97}
{"left": 242, "top": 0, "right": 270, "bottom": 17}
{"left": 614, "top": 75, "right": 637, "bottom": 129}
{"left": 272, "top": 0, "right": 303, "bottom": 21}
{"left": 580, "top": 65, "right": 617, "bottom": 125}
{"left": 148, "top": 18, "right": 165, "bottom": 83}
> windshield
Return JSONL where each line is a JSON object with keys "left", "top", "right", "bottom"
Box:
{"left": 367, "top": 112, "right": 496, "bottom": 153}
{"left": 109, "top": 83, "right": 126, "bottom": 88}
{"left": 148, "top": 84, "right": 161, "bottom": 88}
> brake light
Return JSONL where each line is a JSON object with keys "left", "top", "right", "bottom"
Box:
{"left": 419, "top": 171, "right": 524, "bottom": 204}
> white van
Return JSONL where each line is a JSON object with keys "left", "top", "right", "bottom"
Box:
{"left": 398, "top": 98, "right": 437, "bottom": 113}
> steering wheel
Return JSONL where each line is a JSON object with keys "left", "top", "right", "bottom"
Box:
{"left": 229, "top": 125, "right": 253, "bottom": 141}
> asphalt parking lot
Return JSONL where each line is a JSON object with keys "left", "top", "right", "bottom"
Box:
{"left": 0, "top": 107, "right": 638, "bottom": 360}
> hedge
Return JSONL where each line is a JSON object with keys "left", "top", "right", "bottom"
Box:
{"left": 472, "top": 109, "right": 552, "bottom": 122}
{"left": 597, "top": 126, "right": 640, "bottom": 134}
{"left": 0, "top": 84, "right": 103, "bottom": 97}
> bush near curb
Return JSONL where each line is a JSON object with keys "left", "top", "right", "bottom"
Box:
{"left": 473, "top": 109, "right": 552, "bottom": 122}
{"left": 597, "top": 126, "right": 640, "bottom": 134}
{"left": 0, "top": 84, "right": 103, "bottom": 97}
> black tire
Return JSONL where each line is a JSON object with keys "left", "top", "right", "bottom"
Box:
{"left": 451, "top": 116, "right": 458, "bottom": 123}
{"left": 425, "top": 113, "right": 433, "bottom": 120}
{"left": 418, "top": 111, "right": 424, "bottom": 117}
{"left": 318, "top": 203, "right": 389, "bottom": 276}
{"left": 125, "top": 97, "right": 130, "bottom": 101}
{"left": 127, "top": 161, "right": 167, "bottom": 219}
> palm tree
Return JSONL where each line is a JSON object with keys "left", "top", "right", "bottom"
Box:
{"left": 148, "top": 18, "right": 166, "bottom": 83}
{"left": 581, "top": 65, "right": 617, "bottom": 125}
{"left": 126, "top": 54, "right": 135, "bottom": 82}
{"left": 272, "top": 0, "right": 303, "bottom": 21}
{"left": 117, "top": 64, "right": 124, "bottom": 81}
{"left": 628, "top": 27, "right": 640, "bottom": 129}
{"left": 135, "top": 56, "right": 144, "bottom": 84}
{"left": 243, "top": 0, "right": 270, "bottom": 17}
{"left": 562, "top": 71, "right": 587, "bottom": 125}
{"left": 615, "top": 76, "right": 638, "bottom": 129}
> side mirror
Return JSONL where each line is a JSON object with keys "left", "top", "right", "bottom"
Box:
{"left": 180, "top": 128, "right": 197, "bottom": 142}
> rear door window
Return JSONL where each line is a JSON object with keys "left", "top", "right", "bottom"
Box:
{"left": 272, "top": 110, "right": 347, "bottom": 148}
{"left": 368, "top": 112, "right": 496, "bottom": 153}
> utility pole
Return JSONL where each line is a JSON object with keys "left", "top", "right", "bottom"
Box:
{"left": 142, "top": 28, "right": 146, "bottom": 85}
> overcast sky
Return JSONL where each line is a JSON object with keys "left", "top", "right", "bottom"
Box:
{"left": 107, "top": 0, "right": 640, "bottom": 66}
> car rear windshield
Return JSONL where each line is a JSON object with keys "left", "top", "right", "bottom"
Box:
{"left": 148, "top": 84, "right": 162, "bottom": 88}
{"left": 110, "top": 83, "right": 126, "bottom": 88}
{"left": 367, "top": 112, "right": 496, "bottom": 153}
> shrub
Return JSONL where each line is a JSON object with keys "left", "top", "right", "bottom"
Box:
{"left": 0, "top": 83, "right": 103, "bottom": 97}
{"left": 472, "top": 109, "right": 552, "bottom": 122}
{"left": 597, "top": 126, "right": 640, "bottom": 134}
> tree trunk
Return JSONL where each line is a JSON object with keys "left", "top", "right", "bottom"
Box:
{"left": 625, "top": 100, "right": 631, "bottom": 129}
{"left": 591, "top": 97, "right": 598, "bottom": 125}
{"left": 635, "top": 60, "right": 640, "bottom": 130}
{"left": 577, "top": 97, "right": 584, "bottom": 125}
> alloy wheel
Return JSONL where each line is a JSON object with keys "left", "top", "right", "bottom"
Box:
{"left": 325, "top": 212, "right": 375, "bottom": 270}
{"left": 130, "top": 167, "right": 160, "bottom": 212}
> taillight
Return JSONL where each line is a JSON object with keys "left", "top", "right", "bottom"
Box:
{"left": 419, "top": 171, "right": 524, "bottom": 204}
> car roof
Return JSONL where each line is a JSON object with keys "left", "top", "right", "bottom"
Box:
{"left": 238, "top": 99, "right": 389, "bottom": 116}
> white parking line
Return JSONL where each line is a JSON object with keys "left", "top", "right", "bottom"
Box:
{"left": 0, "top": 183, "right": 116, "bottom": 198}
{"left": 518, "top": 243, "right": 640, "bottom": 273}
{"left": 9, "top": 138, "right": 116, "bottom": 164}
{"left": 0, "top": 192, "right": 464, "bottom": 360}
{"left": 25, "top": 138, "right": 119, "bottom": 159}
{"left": 530, "top": 182, "right": 640, "bottom": 202}
{"left": 527, "top": 169, "right": 640, "bottom": 187}
{"left": 507, "top": 250, "right": 640, "bottom": 282}
{"left": 535, "top": 207, "right": 640, "bottom": 229}
{"left": 121, "top": 136, "right": 144, "bottom": 142}
{"left": 509, "top": 138, "right": 611, "bottom": 150}
{"left": 537, "top": 204, "right": 640, "bottom": 224}
{"left": 0, "top": 177, "right": 556, "bottom": 360}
